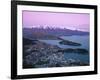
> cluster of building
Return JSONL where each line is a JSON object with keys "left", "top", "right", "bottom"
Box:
{"left": 23, "top": 40, "right": 88, "bottom": 68}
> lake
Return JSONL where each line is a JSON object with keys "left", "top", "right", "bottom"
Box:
{"left": 39, "top": 35, "right": 89, "bottom": 64}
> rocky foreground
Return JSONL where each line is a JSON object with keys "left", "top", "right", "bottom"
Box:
{"left": 23, "top": 38, "right": 89, "bottom": 69}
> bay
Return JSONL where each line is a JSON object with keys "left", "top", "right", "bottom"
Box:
{"left": 39, "top": 35, "right": 89, "bottom": 64}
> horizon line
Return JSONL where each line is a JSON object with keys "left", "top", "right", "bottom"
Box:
{"left": 23, "top": 27, "right": 89, "bottom": 32}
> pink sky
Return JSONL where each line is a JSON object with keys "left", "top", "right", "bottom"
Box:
{"left": 22, "top": 11, "right": 90, "bottom": 32}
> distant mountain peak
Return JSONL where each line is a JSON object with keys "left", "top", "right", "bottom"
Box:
{"left": 23, "top": 27, "right": 89, "bottom": 39}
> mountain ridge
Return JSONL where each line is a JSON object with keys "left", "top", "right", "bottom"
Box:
{"left": 23, "top": 27, "right": 89, "bottom": 40}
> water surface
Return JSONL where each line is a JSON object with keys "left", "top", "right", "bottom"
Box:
{"left": 39, "top": 35, "right": 89, "bottom": 64}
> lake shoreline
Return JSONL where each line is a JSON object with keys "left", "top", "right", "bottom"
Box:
{"left": 23, "top": 36, "right": 89, "bottom": 69}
